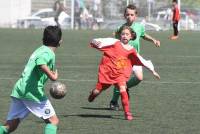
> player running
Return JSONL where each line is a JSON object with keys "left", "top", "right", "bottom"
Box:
{"left": 0, "top": 26, "right": 62, "bottom": 134}
{"left": 88, "top": 26, "right": 160, "bottom": 120}
{"left": 109, "top": 4, "right": 161, "bottom": 110}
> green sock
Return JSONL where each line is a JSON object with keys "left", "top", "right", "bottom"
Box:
{"left": 111, "top": 87, "right": 120, "bottom": 103}
{"left": 127, "top": 76, "right": 141, "bottom": 88}
{"left": 44, "top": 124, "right": 57, "bottom": 134}
{"left": 111, "top": 77, "right": 141, "bottom": 103}
{"left": 0, "top": 126, "right": 8, "bottom": 134}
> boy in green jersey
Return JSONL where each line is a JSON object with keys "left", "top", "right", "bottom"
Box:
{"left": 110, "top": 4, "right": 161, "bottom": 110}
{"left": 0, "top": 26, "right": 62, "bottom": 134}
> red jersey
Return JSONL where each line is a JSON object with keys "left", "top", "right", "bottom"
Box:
{"left": 90, "top": 38, "right": 155, "bottom": 84}
{"left": 172, "top": 5, "right": 180, "bottom": 21}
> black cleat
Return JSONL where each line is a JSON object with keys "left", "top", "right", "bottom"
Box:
{"left": 109, "top": 101, "right": 120, "bottom": 111}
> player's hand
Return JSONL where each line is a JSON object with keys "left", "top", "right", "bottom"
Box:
{"left": 52, "top": 69, "right": 58, "bottom": 80}
{"left": 153, "top": 39, "right": 161, "bottom": 47}
{"left": 90, "top": 40, "right": 102, "bottom": 48}
{"left": 152, "top": 71, "right": 160, "bottom": 80}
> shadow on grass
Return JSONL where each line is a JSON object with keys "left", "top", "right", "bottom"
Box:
{"left": 57, "top": 106, "right": 140, "bottom": 120}
{"left": 59, "top": 113, "right": 122, "bottom": 120}
{"left": 81, "top": 106, "right": 111, "bottom": 111}
{"left": 80, "top": 106, "right": 123, "bottom": 111}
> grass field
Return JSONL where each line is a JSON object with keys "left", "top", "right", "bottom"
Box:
{"left": 0, "top": 29, "right": 200, "bottom": 134}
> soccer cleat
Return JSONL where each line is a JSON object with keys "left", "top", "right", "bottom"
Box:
{"left": 125, "top": 112, "right": 133, "bottom": 121}
{"left": 88, "top": 93, "right": 95, "bottom": 102}
{"left": 88, "top": 91, "right": 97, "bottom": 102}
{"left": 109, "top": 101, "right": 120, "bottom": 111}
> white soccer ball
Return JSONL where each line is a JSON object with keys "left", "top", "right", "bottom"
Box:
{"left": 49, "top": 81, "right": 67, "bottom": 99}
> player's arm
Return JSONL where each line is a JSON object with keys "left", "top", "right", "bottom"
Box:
{"left": 137, "top": 54, "right": 160, "bottom": 79}
{"left": 39, "top": 64, "right": 58, "bottom": 81}
{"left": 90, "top": 38, "right": 119, "bottom": 49}
{"left": 130, "top": 51, "right": 160, "bottom": 80}
{"left": 142, "top": 33, "right": 160, "bottom": 47}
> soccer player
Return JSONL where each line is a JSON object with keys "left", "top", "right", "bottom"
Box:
{"left": 0, "top": 26, "right": 62, "bottom": 134}
{"left": 88, "top": 26, "right": 160, "bottom": 120}
{"left": 109, "top": 4, "right": 161, "bottom": 110}
{"left": 170, "top": 0, "right": 180, "bottom": 40}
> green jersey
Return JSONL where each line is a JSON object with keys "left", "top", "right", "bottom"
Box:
{"left": 116, "top": 22, "right": 145, "bottom": 53}
{"left": 11, "top": 45, "right": 55, "bottom": 102}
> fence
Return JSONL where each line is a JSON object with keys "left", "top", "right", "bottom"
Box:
{"left": 0, "top": 0, "right": 200, "bottom": 30}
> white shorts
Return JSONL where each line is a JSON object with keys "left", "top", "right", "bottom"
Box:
{"left": 132, "top": 65, "right": 143, "bottom": 72}
{"left": 7, "top": 97, "right": 56, "bottom": 121}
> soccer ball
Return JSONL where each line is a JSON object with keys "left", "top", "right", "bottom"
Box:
{"left": 49, "top": 81, "right": 67, "bottom": 99}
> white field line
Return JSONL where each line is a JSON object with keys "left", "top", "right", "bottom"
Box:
{"left": 0, "top": 54, "right": 200, "bottom": 58}
{"left": 0, "top": 65, "right": 200, "bottom": 69}
{"left": 0, "top": 77, "right": 200, "bottom": 84}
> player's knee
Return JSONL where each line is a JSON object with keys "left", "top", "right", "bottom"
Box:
{"left": 52, "top": 118, "right": 59, "bottom": 125}
{"left": 48, "top": 116, "right": 59, "bottom": 125}
{"left": 93, "top": 89, "right": 100, "bottom": 95}
{"left": 119, "top": 86, "right": 126, "bottom": 93}
{"left": 136, "top": 75, "right": 143, "bottom": 81}
{"left": 53, "top": 118, "right": 59, "bottom": 126}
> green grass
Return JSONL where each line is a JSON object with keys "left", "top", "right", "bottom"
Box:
{"left": 0, "top": 29, "right": 200, "bottom": 134}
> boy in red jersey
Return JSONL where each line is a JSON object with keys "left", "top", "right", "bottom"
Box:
{"left": 88, "top": 26, "right": 160, "bottom": 120}
{"left": 171, "top": 0, "right": 180, "bottom": 40}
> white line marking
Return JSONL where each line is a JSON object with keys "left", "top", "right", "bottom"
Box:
{"left": 0, "top": 65, "right": 200, "bottom": 69}
{"left": 0, "top": 54, "right": 200, "bottom": 58}
{"left": 0, "top": 77, "right": 199, "bottom": 84}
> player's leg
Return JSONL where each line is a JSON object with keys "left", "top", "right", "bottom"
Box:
{"left": 44, "top": 115, "right": 59, "bottom": 134}
{"left": 117, "top": 82, "right": 133, "bottom": 120}
{"left": 175, "top": 21, "right": 179, "bottom": 36}
{"left": 109, "top": 66, "right": 143, "bottom": 110}
{"left": 0, "top": 125, "right": 8, "bottom": 134}
{"left": 127, "top": 66, "right": 143, "bottom": 88}
{"left": 109, "top": 87, "right": 120, "bottom": 110}
{"left": 88, "top": 83, "right": 110, "bottom": 102}
{"left": 23, "top": 99, "right": 58, "bottom": 134}
{"left": 0, "top": 119, "right": 20, "bottom": 134}
{"left": 171, "top": 21, "right": 179, "bottom": 39}
{"left": 0, "top": 97, "right": 30, "bottom": 134}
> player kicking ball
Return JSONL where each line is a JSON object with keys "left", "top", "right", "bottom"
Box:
{"left": 0, "top": 26, "right": 62, "bottom": 134}
{"left": 88, "top": 26, "right": 160, "bottom": 120}
{"left": 110, "top": 4, "right": 160, "bottom": 110}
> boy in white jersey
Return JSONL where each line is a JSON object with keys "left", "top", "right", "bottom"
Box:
{"left": 0, "top": 26, "right": 62, "bottom": 134}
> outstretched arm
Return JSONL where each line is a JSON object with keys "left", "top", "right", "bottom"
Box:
{"left": 136, "top": 54, "right": 160, "bottom": 79}
{"left": 142, "top": 33, "right": 160, "bottom": 47}
{"left": 131, "top": 52, "right": 160, "bottom": 80}
{"left": 90, "top": 38, "right": 119, "bottom": 49}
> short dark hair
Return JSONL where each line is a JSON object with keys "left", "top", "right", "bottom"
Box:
{"left": 43, "top": 26, "right": 62, "bottom": 47}
{"left": 124, "top": 4, "right": 138, "bottom": 16}
{"left": 172, "top": 0, "right": 178, "bottom": 3}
